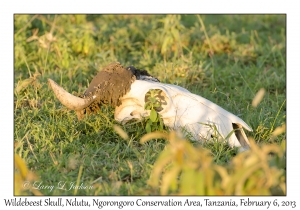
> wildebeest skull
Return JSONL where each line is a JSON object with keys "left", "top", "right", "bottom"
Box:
{"left": 48, "top": 62, "right": 252, "bottom": 150}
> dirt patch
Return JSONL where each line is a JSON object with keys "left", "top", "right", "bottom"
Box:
{"left": 75, "top": 62, "right": 160, "bottom": 120}
{"left": 76, "top": 62, "right": 135, "bottom": 119}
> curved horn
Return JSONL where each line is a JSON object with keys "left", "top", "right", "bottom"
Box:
{"left": 48, "top": 79, "right": 93, "bottom": 111}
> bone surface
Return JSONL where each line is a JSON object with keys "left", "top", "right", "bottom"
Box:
{"left": 115, "top": 80, "right": 252, "bottom": 149}
{"left": 48, "top": 79, "right": 93, "bottom": 111}
{"left": 49, "top": 62, "right": 252, "bottom": 150}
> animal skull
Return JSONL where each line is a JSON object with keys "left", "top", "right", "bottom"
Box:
{"left": 48, "top": 62, "right": 252, "bottom": 150}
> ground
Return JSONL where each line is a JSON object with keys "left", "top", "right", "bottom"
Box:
{"left": 14, "top": 14, "right": 286, "bottom": 195}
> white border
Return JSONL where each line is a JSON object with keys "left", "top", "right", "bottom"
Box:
{"left": 2, "top": 1, "right": 298, "bottom": 209}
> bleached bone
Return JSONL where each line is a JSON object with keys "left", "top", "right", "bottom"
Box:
{"left": 48, "top": 63, "right": 252, "bottom": 150}
{"left": 114, "top": 80, "right": 252, "bottom": 149}
{"left": 48, "top": 79, "right": 94, "bottom": 110}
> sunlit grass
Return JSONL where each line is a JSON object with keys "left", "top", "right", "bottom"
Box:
{"left": 14, "top": 14, "right": 286, "bottom": 195}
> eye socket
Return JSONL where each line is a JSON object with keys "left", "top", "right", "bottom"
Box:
{"left": 144, "top": 89, "right": 168, "bottom": 112}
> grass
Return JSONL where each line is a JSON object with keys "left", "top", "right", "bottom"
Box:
{"left": 14, "top": 14, "right": 286, "bottom": 195}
